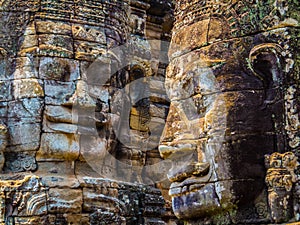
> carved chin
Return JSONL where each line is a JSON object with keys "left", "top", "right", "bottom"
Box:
{"left": 171, "top": 183, "right": 223, "bottom": 219}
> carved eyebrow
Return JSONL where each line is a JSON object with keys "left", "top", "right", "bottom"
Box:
{"left": 203, "top": 59, "right": 226, "bottom": 68}
{"left": 185, "top": 59, "right": 226, "bottom": 71}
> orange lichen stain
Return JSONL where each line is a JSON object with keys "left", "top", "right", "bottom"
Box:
{"left": 0, "top": 175, "right": 40, "bottom": 189}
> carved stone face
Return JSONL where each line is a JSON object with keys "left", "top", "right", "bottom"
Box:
{"left": 35, "top": 26, "right": 115, "bottom": 162}
{"left": 0, "top": 2, "right": 173, "bottom": 224}
{"left": 159, "top": 0, "right": 299, "bottom": 223}
{"left": 3, "top": 1, "right": 129, "bottom": 174}
{"left": 2, "top": 1, "right": 169, "bottom": 185}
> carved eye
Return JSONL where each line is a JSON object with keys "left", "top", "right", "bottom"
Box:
{"left": 60, "top": 64, "right": 71, "bottom": 82}
{"left": 252, "top": 54, "right": 274, "bottom": 83}
{"left": 128, "top": 65, "right": 150, "bottom": 131}
{"left": 130, "top": 66, "right": 145, "bottom": 81}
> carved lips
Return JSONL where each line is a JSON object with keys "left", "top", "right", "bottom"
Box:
{"left": 159, "top": 143, "right": 212, "bottom": 198}
{"left": 44, "top": 105, "right": 99, "bottom": 134}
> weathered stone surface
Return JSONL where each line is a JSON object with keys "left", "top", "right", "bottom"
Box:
{"left": 37, "top": 133, "right": 80, "bottom": 161}
{"left": 39, "top": 34, "right": 73, "bottom": 58}
{"left": 13, "top": 79, "right": 44, "bottom": 99}
{"left": 63, "top": 214, "right": 90, "bottom": 225}
{"left": 8, "top": 98, "right": 43, "bottom": 120}
{"left": 39, "top": 57, "right": 80, "bottom": 81}
{"left": 14, "top": 214, "right": 90, "bottom": 225}
{"left": 265, "top": 152, "right": 298, "bottom": 223}
{"left": 83, "top": 188, "right": 121, "bottom": 213}
{"left": 149, "top": 103, "right": 169, "bottom": 118}
{"left": 0, "top": 123, "right": 7, "bottom": 171}
{"left": 4, "top": 151, "right": 37, "bottom": 172}
{"left": 15, "top": 216, "right": 46, "bottom": 225}
{"left": 0, "top": 0, "right": 174, "bottom": 224}
{"left": 2, "top": 2, "right": 298, "bottom": 225}
{"left": 7, "top": 122, "right": 41, "bottom": 148}
{"left": 0, "top": 81, "right": 11, "bottom": 101}
{"left": 44, "top": 80, "right": 76, "bottom": 105}
{"left": 0, "top": 175, "right": 46, "bottom": 223}
{"left": 13, "top": 56, "right": 38, "bottom": 80}
{"left": 36, "top": 21, "right": 72, "bottom": 35}
{"left": 36, "top": 161, "right": 80, "bottom": 188}
{"left": 4, "top": 2, "right": 300, "bottom": 224}
{"left": 48, "top": 188, "right": 82, "bottom": 214}
{"left": 158, "top": 0, "right": 300, "bottom": 224}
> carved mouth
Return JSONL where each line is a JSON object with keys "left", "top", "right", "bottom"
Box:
{"left": 159, "top": 142, "right": 213, "bottom": 197}
{"left": 169, "top": 168, "right": 212, "bottom": 197}
{"left": 44, "top": 106, "right": 106, "bottom": 134}
{"left": 167, "top": 160, "right": 212, "bottom": 198}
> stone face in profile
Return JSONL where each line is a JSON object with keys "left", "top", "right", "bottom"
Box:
{"left": 159, "top": 0, "right": 300, "bottom": 224}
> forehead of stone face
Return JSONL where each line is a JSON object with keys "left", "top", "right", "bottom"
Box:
{"left": 169, "top": 27, "right": 299, "bottom": 94}
{"left": 167, "top": 35, "right": 279, "bottom": 100}
{"left": 174, "top": 0, "right": 299, "bottom": 31}
{"left": 170, "top": 0, "right": 300, "bottom": 58}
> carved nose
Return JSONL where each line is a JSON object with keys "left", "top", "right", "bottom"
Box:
{"left": 63, "top": 80, "right": 96, "bottom": 108}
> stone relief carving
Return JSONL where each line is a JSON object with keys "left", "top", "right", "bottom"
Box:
{"left": 159, "top": 0, "right": 300, "bottom": 224}
{"left": 0, "top": 0, "right": 174, "bottom": 224}
{"left": 0, "top": 175, "right": 46, "bottom": 224}
{"left": 0, "top": 0, "right": 299, "bottom": 224}
{"left": 265, "top": 152, "right": 298, "bottom": 223}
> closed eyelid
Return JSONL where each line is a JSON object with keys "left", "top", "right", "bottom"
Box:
{"left": 185, "top": 59, "right": 226, "bottom": 71}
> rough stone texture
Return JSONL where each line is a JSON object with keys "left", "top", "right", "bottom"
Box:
{"left": 1, "top": 0, "right": 299, "bottom": 225}
{"left": 158, "top": 0, "right": 300, "bottom": 224}
{"left": 0, "top": 0, "right": 175, "bottom": 224}
{"left": 265, "top": 152, "right": 298, "bottom": 223}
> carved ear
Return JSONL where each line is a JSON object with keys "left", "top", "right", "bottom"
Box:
{"left": 248, "top": 43, "right": 284, "bottom": 88}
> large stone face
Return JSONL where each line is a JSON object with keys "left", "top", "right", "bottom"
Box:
{"left": 159, "top": 0, "right": 300, "bottom": 224}
{"left": 0, "top": 0, "right": 175, "bottom": 224}
{"left": 2, "top": 0, "right": 299, "bottom": 224}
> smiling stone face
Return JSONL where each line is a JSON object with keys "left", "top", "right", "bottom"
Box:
{"left": 0, "top": 0, "right": 131, "bottom": 174}
{"left": 0, "top": 0, "right": 175, "bottom": 223}
{"left": 1, "top": 0, "right": 171, "bottom": 186}
{"left": 159, "top": 0, "right": 300, "bottom": 223}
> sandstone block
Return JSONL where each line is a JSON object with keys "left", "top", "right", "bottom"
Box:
{"left": 37, "top": 133, "right": 80, "bottom": 161}
{"left": 48, "top": 188, "right": 82, "bottom": 214}
{"left": 36, "top": 161, "right": 80, "bottom": 188}
{"left": 36, "top": 21, "right": 72, "bottom": 35}
{"left": 13, "top": 79, "right": 44, "bottom": 99}
{"left": 7, "top": 122, "right": 41, "bottom": 150}
{"left": 39, "top": 57, "right": 80, "bottom": 82}
{"left": 0, "top": 81, "right": 11, "bottom": 101}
